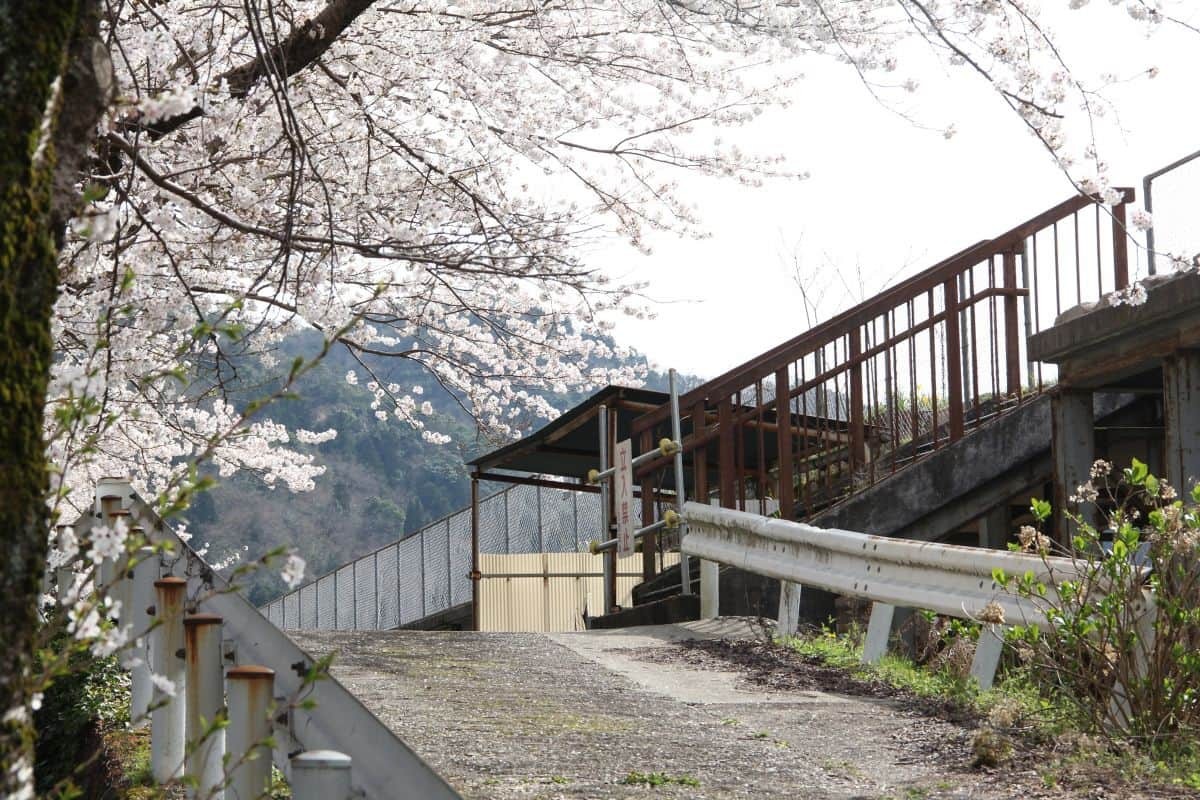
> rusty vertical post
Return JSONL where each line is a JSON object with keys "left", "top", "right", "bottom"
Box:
{"left": 717, "top": 398, "right": 735, "bottom": 508}
{"left": 1002, "top": 251, "right": 1022, "bottom": 396}
{"left": 184, "top": 613, "right": 226, "bottom": 799}
{"left": 668, "top": 370, "right": 692, "bottom": 599}
{"left": 605, "top": 405, "right": 619, "bottom": 612}
{"left": 639, "top": 429, "right": 656, "bottom": 583}
{"left": 943, "top": 279, "right": 965, "bottom": 441}
{"left": 598, "top": 405, "right": 615, "bottom": 613}
{"left": 226, "top": 665, "right": 275, "bottom": 800}
{"left": 692, "top": 402, "right": 708, "bottom": 504}
{"left": 470, "top": 476, "right": 481, "bottom": 631}
{"left": 1111, "top": 201, "right": 1130, "bottom": 290}
{"left": 774, "top": 368, "right": 795, "bottom": 521}
{"left": 848, "top": 329, "right": 866, "bottom": 467}
{"left": 692, "top": 400, "right": 710, "bottom": 601}
{"left": 151, "top": 577, "right": 187, "bottom": 782}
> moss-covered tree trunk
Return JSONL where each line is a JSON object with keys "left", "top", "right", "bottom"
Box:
{"left": 1, "top": 2, "right": 107, "bottom": 794}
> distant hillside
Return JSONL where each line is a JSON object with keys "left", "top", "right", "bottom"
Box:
{"left": 183, "top": 333, "right": 702, "bottom": 605}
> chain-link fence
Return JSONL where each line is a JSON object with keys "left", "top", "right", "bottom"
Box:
{"left": 263, "top": 482, "right": 638, "bottom": 631}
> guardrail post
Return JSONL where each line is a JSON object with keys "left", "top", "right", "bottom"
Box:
{"left": 184, "top": 613, "right": 226, "bottom": 799}
{"left": 227, "top": 666, "right": 275, "bottom": 800}
{"left": 969, "top": 624, "right": 1007, "bottom": 691}
{"left": 699, "top": 560, "right": 719, "bottom": 619}
{"left": 291, "top": 750, "right": 354, "bottom": 800}
{"left": 1109, "top": 592, "right": 1157, "bottom": 726}
{"left": 152, "top": 577, "right": 188, "bottom": 782}
{"left": 862, "top": 602, "right": 895, "bottom": 664}
{"left": 129, "top": 540, "right": 158, "bottom": 724}
{"left": 776, "top": 581, "right": 802, "bottom": 639}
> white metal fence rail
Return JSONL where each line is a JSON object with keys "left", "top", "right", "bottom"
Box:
{"left": 681, "top": 502, "right": 1088, "bottom": 689}
{"left": 71, "top": 479, "right": 460, "bottom": 799}
{"left": 264, "top": 482, "right": 632, "bottom": 630}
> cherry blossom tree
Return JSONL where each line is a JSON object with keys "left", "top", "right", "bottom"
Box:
{"left": 3, "top": 1, "right": 1195, "bottom": 795}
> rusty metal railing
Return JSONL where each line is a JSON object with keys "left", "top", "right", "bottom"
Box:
{"left": 632, "top": 191, "right": 1134, "bottom": 522}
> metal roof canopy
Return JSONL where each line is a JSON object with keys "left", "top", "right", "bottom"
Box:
{"left": 468, "top": 385, "right": 669, "bottom": 482}
{"left": 468, "top": 384, "right": 855, "bottom": 496}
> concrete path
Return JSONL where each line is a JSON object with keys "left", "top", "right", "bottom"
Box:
{"left": 291, "top": 621, "right": 1024, "bottom": 799}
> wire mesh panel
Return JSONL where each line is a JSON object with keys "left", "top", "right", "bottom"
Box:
{"left": 262, "top": 484, "right": 638, "bottom": 631}
{"left": 284, "top": 592, "right": 299, "bottom": 630}
{"left": 376, "top": 543, "right": 400, "bottom": 629}
{"left": 423, "top": 521, "right": 451, "bottom": 615}
{"left": 398, "top": 534, "right": 424, "bottom": 625}
{"left": 343, "top": 569, "right": 354, "bottom": 630}
{"left": 506, "top": 484, "right": 540, "bottom": 553}
{"left": 540, "top": 487, "right": 578, "bottom": 552}
{"left": 449, "top": 511, "right": 472, "bottom": 607}
{"left": 355, "top": 554, "right": 377, "bottom": 631}
{"left": 302, "top": 582, "right": 319, "bottom": 629}
{"left": 315, "top": 576, "right": 333, "bottom": 628}
{"left": 478, "top": 491, "right": 509, "bottom": 554}
{"left": 574, "top": 491, "right": 603, "bottom": 550}
{"left": 336, "top": 565, "right": 355, "bottom": 629}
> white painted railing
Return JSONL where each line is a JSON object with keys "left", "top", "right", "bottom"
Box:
{"left": 68, "top": 480, "right": 460, "bottom": 799}
{"left": 681, "top": 502, "right": 1082, "bottom": 689}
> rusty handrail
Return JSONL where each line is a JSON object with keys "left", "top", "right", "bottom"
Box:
{"left": 634, "top": 190, "right": 1132, "bottom": 434}
{"left": 632, "top": 188, "right": 1135, "bottom": 523}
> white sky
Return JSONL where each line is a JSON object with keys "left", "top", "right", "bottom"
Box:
{"left": 599, "top": 4, "right": 1200, "bottom": 379}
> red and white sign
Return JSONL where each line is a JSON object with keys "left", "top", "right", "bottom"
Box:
{"left": 614, "top": 439, "right": 635, "bottom": 558}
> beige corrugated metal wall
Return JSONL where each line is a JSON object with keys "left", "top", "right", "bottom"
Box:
{"left": 478, "top": 552, "right": 681, "bottom": 632}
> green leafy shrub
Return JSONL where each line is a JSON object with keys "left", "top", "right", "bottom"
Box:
{"left": 999, "top": 458, "right": 1200, "bottom": 747}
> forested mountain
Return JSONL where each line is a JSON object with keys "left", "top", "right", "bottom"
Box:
{"left": 184, "top": 334, "right": 700, "bottom": 605}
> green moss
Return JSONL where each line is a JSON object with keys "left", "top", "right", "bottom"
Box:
{"left": 621, "top": 770, "right": 701, "bottom": 788}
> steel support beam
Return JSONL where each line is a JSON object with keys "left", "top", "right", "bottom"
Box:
{"left": 1051, "top": 389, "right": 1097, "bottom": 541}
{"left": 1163, "top": 349, "right": 1200, "bottom": 494}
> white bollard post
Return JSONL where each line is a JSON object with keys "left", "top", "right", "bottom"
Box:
{"left": 128, "top": 539, "right": 158, "bottom": 725}
{"left": 99, "top": 505, "right": 131, "bottom": 608}
{"left": 95, "top": 477, "right": 133, "bottom": 611}
{"left": 95, "top": 476, "right": 132, "bottom": 514}
{"left": 184, "top": 614, "right": 226, "bottom": 800}
{"left": 291, "top": 751, "right": 354, "bottom": 800}
{"left": 151, "top": 577, "right": 188, "bottom": 783}
{"left": 699, "top": 559, "right": 720, "bottom": 619}
{"left": 226, "top": 666, "right": 275, "bottom": 800}
{"left": 862, "top": 602, "right": 896, "bottom": 665}
{"left": 54, "top": 525, "right": 77, "bottom": 608}
{"left": 776, "top": 581, "right": 802, "bottom": 639}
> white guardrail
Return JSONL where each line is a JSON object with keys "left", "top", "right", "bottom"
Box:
{"left": 72, "top": 479, "right": 460, "bottom": 800}
{"left": 681, "top": 502, "right": 1084, "bottom": 690}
